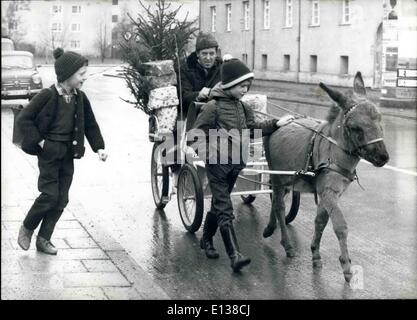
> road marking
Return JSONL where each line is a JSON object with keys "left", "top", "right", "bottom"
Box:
{"left": 361, "top": 160, "right": 417, "bottom": 176}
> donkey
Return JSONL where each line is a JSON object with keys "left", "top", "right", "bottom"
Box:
{"left": 263, "top": 72, "right": 389, "bottom": 282}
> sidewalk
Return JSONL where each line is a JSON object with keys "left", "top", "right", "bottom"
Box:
{"left": 1, "top": 108, "right": 170, "bottom": 300}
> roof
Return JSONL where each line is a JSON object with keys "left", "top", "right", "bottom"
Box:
{"left": 1, "top": 50, "right": 34, "bottom": 57}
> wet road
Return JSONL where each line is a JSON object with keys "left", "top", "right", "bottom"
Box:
{"left": 2, "top": 67, "right": 416, "bottom": 299}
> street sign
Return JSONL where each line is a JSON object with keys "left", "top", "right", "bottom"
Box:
{"left": 397, "top": 69, "right": 417, "bottom": 78}
{"left": 397, "top": 78, "right": 417, "bottom": 88}
{"left": 397, "top": 68, "right": 417, "bottom": 88}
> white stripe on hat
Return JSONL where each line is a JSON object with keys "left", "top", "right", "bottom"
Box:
{"left": 221, "top": 72, "right": 254, "bottom": 89}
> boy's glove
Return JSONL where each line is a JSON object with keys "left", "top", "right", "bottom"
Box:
{"left": 197, "top": 87, "right": 211, "bottom": 101}
{"left": 276, "top": 115, "right": 295, "bottom": 128}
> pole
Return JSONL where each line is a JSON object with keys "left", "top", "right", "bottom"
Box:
{"left": 252, "top": 0, "right": 256, "bottom": 70}
{"left": 174, "top": 33, "right": 183, "bottom": 122}
{"left": 297, "top": 0, "right": 301, "bottom": 83}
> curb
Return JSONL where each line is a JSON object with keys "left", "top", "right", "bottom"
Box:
{"left": 1, "top": 106, "right": 170, "bottom": 300}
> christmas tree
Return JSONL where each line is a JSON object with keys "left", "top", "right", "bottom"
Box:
{"left": 120, "top": 0, "right": 198, "bottom": 114}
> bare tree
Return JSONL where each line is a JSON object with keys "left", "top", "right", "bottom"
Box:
{"left": 36, "top": 21, "right": 70, "bottom": 63}
{"left": 1, "top": 1, "right": 25, "bottom": 43}
{"left": 95, "top": 21, "right": 110, "bottom": 63}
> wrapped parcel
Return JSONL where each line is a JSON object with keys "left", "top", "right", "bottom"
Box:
{"left": 144, "top": 60, "right": 179, "bottom": 135}
{"left": 148, "top": 86, "right": 180, "bottom": 110}
{"left": 241, "top": 94, "right": 268, "bottom": 121}
{"left": 145, "top": 74, "right": 177, "bottom": 89}
{"left": 143, "top": 60, "right": 175, "bottom": 77}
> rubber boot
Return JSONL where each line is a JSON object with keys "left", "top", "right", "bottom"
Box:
{"left": 200, "top": 212, "right": 219, "bottom": 259}
{"left": 220, "top": 224, "right": 251, "bottom": 272}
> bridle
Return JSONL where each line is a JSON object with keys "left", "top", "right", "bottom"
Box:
{"left": 342, "top": 100, "right": 384, "bottom": 155}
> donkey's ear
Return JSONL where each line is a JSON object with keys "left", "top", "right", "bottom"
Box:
{"left": 319, "top": 82, "right": 347, "bottom": 107}
{"left": 353, "top": 71, "right": 367, "bottom": 96}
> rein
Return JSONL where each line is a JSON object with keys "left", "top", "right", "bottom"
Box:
{"left": 266, "top": 100, "right": 384, "bottom": 155}
{"left": 255, "top": 99, "right": 384, "bottom": 187}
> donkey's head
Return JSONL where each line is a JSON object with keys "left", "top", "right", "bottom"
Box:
{"left": 319, "top": 72, "right": 389, "bottom": 167}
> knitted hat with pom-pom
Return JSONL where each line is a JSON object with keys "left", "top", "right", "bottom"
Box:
{"left": 220, "top": 58, "right": 254, "bottom": 90}
{"left": 53, "top": 48, "right": 88, "bottom": 83}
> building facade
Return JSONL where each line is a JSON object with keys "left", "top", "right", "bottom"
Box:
{"left": 1, "top": 0, "right": 199, "bottom": 61}
{"left": 199, "top": 0, "right": 416, "bottom": 88}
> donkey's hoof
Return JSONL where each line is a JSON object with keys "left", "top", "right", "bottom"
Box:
{"left": 263, "top": 225, "right": 275, "bottom": 238}
{"left": 312, "top": 259, "right": 323, "bottom": 268}
{"left": 344, "top": 272, "right": 353, "bottom": 283}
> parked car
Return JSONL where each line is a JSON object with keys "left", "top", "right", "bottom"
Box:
{"left": 1, "top": 38, "right": 15, "bottom": 51}
{"left": 1, "top": 50, "right": 43, "bottom": 100}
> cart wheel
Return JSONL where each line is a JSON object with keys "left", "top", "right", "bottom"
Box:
{"left": 241, "top": 194, "right": 256, "bottom": 204}
{"left": 151, "top": 142, "right": 169, "bottom": 209}
{"left": 177, "top": 164, "right": 204, "bottom": 233}
{"left": 269, "top": 190, "right": 301, "bottom": 224}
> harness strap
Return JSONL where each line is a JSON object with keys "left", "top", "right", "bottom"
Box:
{"left": 316, "top": 161, "right": 357, "bottom": 182}
{"left": 305, "top": 122, "right": 327, "bottom": 171}
{"left": 357, "top": 137, "right": 384, "bottom": 148}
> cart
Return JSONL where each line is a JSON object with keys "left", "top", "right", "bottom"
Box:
{"left": 149, "top": 102, "right": 304, "bottom": 233}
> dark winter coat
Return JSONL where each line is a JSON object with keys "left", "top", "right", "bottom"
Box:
{"left": 16, "top": 84, "right": 105, "bottom": 159}
{"left": 189, "top": 86, "right": 277, "bottom": 165}
{"left": 180, "top": 51, "right": 223, "bottom": 113}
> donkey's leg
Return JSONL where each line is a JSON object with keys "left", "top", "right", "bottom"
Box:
{"left": 274, "top": 188, "right": 296, "bottom": 258}
{"left": 320, "top": 189, "right": 352, "bottom": 282}
{"left": 311, "top": 204, "right": 329, "bottom": 268}
{"left": 263, "top": 193, "right": 277, "bottom": 238}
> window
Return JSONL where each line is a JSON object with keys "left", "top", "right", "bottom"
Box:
{"left": 71, "top": 23, "right": 81, "bottom": 32}
{"left": 242, "top": 53, "right": 248, "bottom": 65}
{"left": 51, "top": 22, "right": 62, "bottom": 32}
{"left": 263, "top": 0, "right": 270, "bottom": 29}
{"left": 385, "top": 47, "right": 398, "bottom": 71}
{"left": 310, "top": 55, "right": 317, "bottom": 72}
{"left": 311, "top": 0, "right": 320, "bottom": 26}
{"left": 70, "top": 40, "right": 81, "bottom": 49}
{"left": 112, "top": 0, "right": 118, "bottom": 5}
{"left": 262, "top": 54, "right": 268, "bottom": 70}
{"left": 243, "top": 1, "right": 250, "bottom": 30}
{"left": 53, "top": 41, "right": 63, "bottom": 48}
{"left": 210, "top": 6, "right": 216, "bottom": 32}
{"left": 112, "top": 15, "right": 118, "bottom": 23}
{"left": 52, "top": 5, "right": 62, "bottom": 14}
{"left": 342, "top": 0, "right": 350, "bottom": 24}
{"left": 340, "top": 56, "right": 349, "bottom": 74}
{"left": 226, "top": 4, "right": 232, "bottom": 32}
{"left": 72, "top": 5, "right": 81, "bottom": 14}
{"left": 284, "top": 54, "right": 290, "bottom": 71}
{"left": 285, "top": 0, "right": 293, "bottom": 27}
